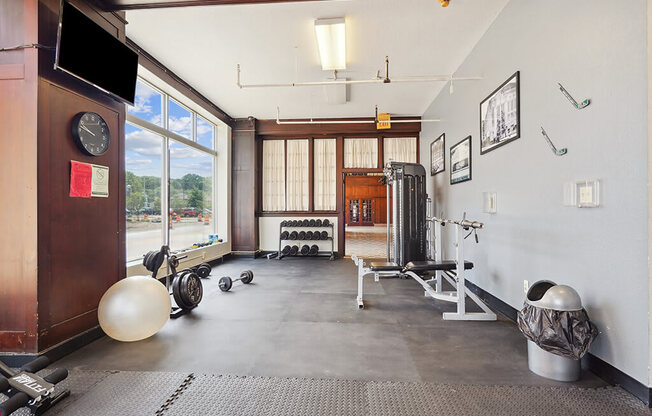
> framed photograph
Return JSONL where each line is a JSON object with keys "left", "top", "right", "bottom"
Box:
{"left": 480, "top": 71, "right": 520, "bottom": 154}
{"left": 450, "top": 136, "right": 472, "bottom": 185}
{"left": 430, "top": 133, "right": 445, "bottom": 176}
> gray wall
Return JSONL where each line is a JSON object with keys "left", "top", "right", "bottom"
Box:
{"left": 420, "top": 0, "right": 648, "bottom": 385}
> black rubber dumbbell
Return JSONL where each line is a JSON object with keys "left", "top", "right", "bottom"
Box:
{"left": 321, "top": 231, "right": 328, "bottom": 239}
{"left": 302, "top": 219, "right": 310, "bottom": 226}
{"left": 281, "top": 245, "right": 291, "bottom": 255}
{"left": 305, "top": 231, "right": 314, "bottom": 240}
{"left": 313, "top": 232, "right": 321, "bottom": 241}
{"left": 300, "top": 245, "right": 310, "bottom": 255}
{"left": 290, "top": 245, "right": 299, "bottom": 256}
{"left": 298, "top": 231, "right": 306, "bottom": 240}
{"left": 315, "top": 219, "right": 323, "bottom": 227}
{"left": 309, "top": 245, "right": 319, "bottom": 256}
{"left": 289, "top": 231, "right": 298, "bottom": 240}
{"left": 309, "top": 219, "right": 316, "bottom": 227}
{"left": 323, "top": 219, "right": 330, "bottom": 226}
{"left": 218, "top": 270, "right": 254, "bottom": 292}
{"left": 280, "top": 231, "right": 290, "bottom": 240}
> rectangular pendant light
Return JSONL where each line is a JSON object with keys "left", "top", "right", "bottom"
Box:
{"left": 314, "top": 18, "right": 346, "bottom": 71}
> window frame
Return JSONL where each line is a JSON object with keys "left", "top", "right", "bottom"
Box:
{"left": 126, "top": 76, "right": 220, "bottom": 262}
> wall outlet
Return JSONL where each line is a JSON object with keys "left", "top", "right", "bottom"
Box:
{"left": 523, "top": 280, "right": 529, "bottom": 294}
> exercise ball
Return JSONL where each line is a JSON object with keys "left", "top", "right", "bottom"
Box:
{"left": 98, "top": 275, "right": 171, "bottom": 342}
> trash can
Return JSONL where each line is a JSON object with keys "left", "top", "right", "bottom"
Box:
{"left": 517, "top": 280, "right": 598, "bottom": 382}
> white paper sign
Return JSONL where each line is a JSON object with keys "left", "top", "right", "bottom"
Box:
{"left": 91, "top": 164, "right": 109, "bottom": 198}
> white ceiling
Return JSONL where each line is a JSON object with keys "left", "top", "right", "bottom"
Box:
{"left": 125, "top": 0, "right": 509, "bottom": 120}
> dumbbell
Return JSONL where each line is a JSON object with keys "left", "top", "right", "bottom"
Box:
{"left": 281, "top": 245, "right": 291, "bottom": 256}
{"left": 289, "top": 231, "right": 298, "bottom": 240}
{"left": 313, "top": 231, "right": 321, "bottom": 241}
{"left": 300, "top": 244, "right": 310, "bottom": 255}
{"left": 309, "top": 245, "right": 319, "bottom": 256}
{"left": 302, "top": 219, "right": 310, "bottom": 226}
{"left": 323, "top": 219, "right": 330, "bottom": 226}
{"left": 298, "top": 231, "right": 306, "bottom": 240}
{"left": 309, "top": 219, "right": 316, "bottom": 227}
{"left": 280, "top": 231, "right": 290, "bottom": 240}
{"left": 305, "top": 231, "right": 314, "bottom": 240}
{"left": 290, "top": 245, "right": 299, "bottom": 256}
{"left": 218, "top": 270, "right": 254, "bottom": 292}
{"left": 320, "top": 231, "right": 329, "bottom": 239}
{"left": 315, "top": 219, "right": 323, "bottom": 227}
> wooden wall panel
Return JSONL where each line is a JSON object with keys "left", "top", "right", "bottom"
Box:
{"left": 232, "top": 118, "right": 258, "bottom": 253}
{"left": 37, "top": 81, "right": 123, "bottom": 349}
{"left": 0, "top": 0, "right": 40, "bottom": 353}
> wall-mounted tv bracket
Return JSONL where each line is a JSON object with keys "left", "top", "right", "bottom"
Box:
{"left": 540, "top": 127, "right": 567, "bottom": 156}
{"left": 558, "top": 83, "right": 590, "bottom": 109}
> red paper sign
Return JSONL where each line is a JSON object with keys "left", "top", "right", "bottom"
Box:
{"left": 70, "top": 161, "right": 92, "bottom": 198}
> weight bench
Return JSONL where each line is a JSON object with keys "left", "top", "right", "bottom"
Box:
{"left": 352, "top": 256, "right": 496, "bottom": 320}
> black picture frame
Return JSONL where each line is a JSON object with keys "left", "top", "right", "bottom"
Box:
{"left": 480, "top": 71, "right": 520, "bottom": 155}
{"left": 450, "top": 136, "right": 472, "bottom": 185}
{"left": 430, "top": 133, "right": 445, "bottom": 176}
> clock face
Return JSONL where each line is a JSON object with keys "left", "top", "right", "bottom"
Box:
{"left": 72, "top": 112, "right": 110, "bottom": 156}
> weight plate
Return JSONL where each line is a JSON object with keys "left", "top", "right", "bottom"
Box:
{"left": 179, "top": 272, "right": 203, "bottom": 307}
{"left": 172, "top": 271, "right": 188, "bottom": 309}
{"left": 218, "top": 276, "right": 232, "bottom": 292}
{"left": 197, "top": 264, "right": 211, "bottom": 278}
{"left": 241, "top": 270, "right": 254, "bottom": 284}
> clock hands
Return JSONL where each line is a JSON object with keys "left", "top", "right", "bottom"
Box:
{"left": 80, "top": 124, "right": 96, "bottom": 136}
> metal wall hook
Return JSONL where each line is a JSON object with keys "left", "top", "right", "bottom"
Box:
{"left": 540, "top": 127, "right": 568, "bottom": 156}
{"left": 558, "top": 83, "right": 590, "bottom": 109}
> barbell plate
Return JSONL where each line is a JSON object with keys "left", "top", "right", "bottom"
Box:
{"left": 218, "top": 276, "right": 232, "bottom": 292}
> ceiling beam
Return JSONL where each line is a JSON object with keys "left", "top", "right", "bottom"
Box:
{"left": 92, "top": 0, "right": 329, "bottom": 11}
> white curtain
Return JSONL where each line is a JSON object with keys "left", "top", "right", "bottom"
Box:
{"left": 314, "top": 139, "right": 336, "bottom": 211}
{"left": 344, "top": 138, "right": 378, "bottom": 168}
{"left": 384, "top": 137, "right": 417, "bottom": 165}
{"left": 262, "top": 140, "right": 286, "bottom": 211}
{"left": 286, "top": 139, "right": 309, "bottom": 211}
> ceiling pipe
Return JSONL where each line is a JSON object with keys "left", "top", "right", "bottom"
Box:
{"left": 237, "top": 57, "right": 481, "bottom": 89}
{"left": 275, "top": 106, "right": 440, "bottom": 125}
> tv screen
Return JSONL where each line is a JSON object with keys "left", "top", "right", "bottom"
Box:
{"left": 55, "top": 1, "right": 138, "bottom": 105}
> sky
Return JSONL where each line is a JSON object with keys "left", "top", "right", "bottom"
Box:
{"left": 126, "top": 80, "right": 214, "bottom": 178}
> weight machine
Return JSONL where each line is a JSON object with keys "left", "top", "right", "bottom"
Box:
{"left": 353, "top": 162, "right": 496, "bottom": 321}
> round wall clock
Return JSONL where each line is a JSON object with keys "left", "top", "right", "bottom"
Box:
{"left": 71, "top": 112, "right": 110, "bottom": 156}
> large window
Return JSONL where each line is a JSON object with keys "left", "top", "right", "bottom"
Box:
{"left": 344, "top": 138, "right": 378, "bottom": 168}
{"left": 384, "top": 137, "right": 417, "bottom": 165}
{"left": 314, "top": 139, "right": 336, "bottom": 211}
{"left": 125, "top": 78, "right": 224, "bottom": 262}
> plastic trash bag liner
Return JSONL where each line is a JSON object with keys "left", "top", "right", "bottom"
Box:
{"left": 518, "top": 304, "right": 598, "bottom": 360}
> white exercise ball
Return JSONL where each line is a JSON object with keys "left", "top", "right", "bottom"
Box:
{"left": 98, "top": 275, "right": 171, "bottom": 342}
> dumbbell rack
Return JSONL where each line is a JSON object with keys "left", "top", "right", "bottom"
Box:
{"left": 277, "top": 221, "right": 335, "bottom": 261}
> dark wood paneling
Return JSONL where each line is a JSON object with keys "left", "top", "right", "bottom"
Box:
{"left": 232, "top": 118, "right": 258, "bottom": 252}
{"left": 0, "top": 0, "right": 40, "bottom": 354}
{"left": 344, "top": 176, "right": 386, "bottom": 225}
{"left": 37, "top": 81, "right": 124, "bottom": 350}
{"left": 257, "top": 118, "right": 421, "bottom": 137}
{"left": 93, "top": 0, "right": 329, "bottom": 11}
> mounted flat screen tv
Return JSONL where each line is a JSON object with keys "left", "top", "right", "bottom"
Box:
{"left": 55, "top": 1, "right": 138, "bottom": 105}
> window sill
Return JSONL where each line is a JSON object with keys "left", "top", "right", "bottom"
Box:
{"left": 126, "top": 241, "right": 231, "bottom": 277}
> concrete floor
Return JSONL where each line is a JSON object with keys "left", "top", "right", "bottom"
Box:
{"left": 57, "top": 257, "right": 604, "bottom": 388}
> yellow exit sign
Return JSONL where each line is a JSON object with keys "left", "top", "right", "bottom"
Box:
{"left": 377, "top": 113, "right": 391, "bottom": 130}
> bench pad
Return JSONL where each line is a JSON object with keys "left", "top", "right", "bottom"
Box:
{"left": 403, "top": 260, "right": 474, "bottom": 273}
{"left": 369, "top": 262, "right": 403, "bottom": 272}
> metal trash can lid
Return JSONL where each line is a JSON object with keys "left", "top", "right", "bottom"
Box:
{"left": 526, "top": 281, "right": 583, "bottom": 311}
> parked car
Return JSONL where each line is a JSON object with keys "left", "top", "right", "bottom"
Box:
{"left": 182, "top": 207, "right": 199, "bottom": 217}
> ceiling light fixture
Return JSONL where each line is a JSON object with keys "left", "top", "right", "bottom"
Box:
{"left": 314, "top": 17, "right": 346, "bottom": 71}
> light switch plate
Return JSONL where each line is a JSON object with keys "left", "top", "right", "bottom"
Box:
{"left": 483, "top": 192, "right": 497, "bottom": 214}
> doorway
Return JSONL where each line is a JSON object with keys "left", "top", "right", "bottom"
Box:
{"left": 344, "top": 173, "right": 389, "bottom": 258}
